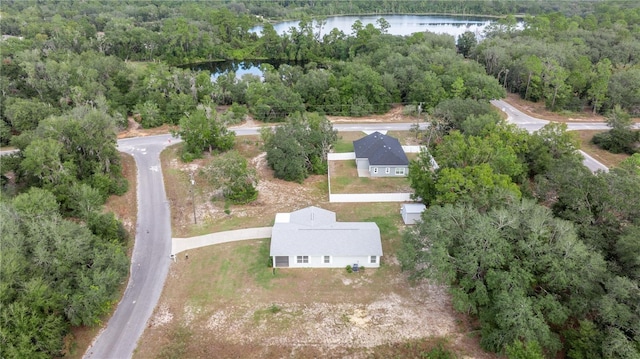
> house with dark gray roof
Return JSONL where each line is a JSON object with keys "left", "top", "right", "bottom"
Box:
{"left": 270, "top": 206, "right": 383, "bottom": 268}
{"left": 353, "top": 132, "right": 409, "bottom": 177}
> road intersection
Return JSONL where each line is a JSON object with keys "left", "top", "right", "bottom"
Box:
{"left": 491, "top": 99, "right": 612, "bottom": 172}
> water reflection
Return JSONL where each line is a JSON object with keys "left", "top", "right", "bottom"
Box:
{"left": 183, "top": 59, "right": 308, "bottom": 81}
{"left": 190, "top": 15, "right": 518, "bottom": 80}
{"left": 250, "top": 14, "right": 496, "bottom": 38}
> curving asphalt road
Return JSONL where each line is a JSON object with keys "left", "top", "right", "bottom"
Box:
{"left": 82, "top": 106, "right": 623, "bottom": 358}
{"left": 84, "top": 134, "right": 179, "bottom": 359}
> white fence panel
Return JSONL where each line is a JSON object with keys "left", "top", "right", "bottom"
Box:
{"left": 329, "top": 193, "right": 412, "bottom": 203}
{"left": 328, "top": 152, "right": 356, "bottom": 160}
{"left": 401, "top": 145, "right": 423, "bottom": 153}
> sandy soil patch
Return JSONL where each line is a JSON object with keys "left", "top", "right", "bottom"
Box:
{"left": 327, "top": 105, "right": 414, "bottom": 123}
{"left": 161, "top": 137, "right": 328, "bottom": 237}
{"left": 136, "top": 239, "right": 494, "bottom": 359}
{"left": 117, "top": 116, "right": 178, "bottom": 139}
{"left": 504, "top": 93, "right": 615, "bottom": 123}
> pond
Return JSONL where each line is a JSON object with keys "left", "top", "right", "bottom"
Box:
{"left": 190, "top": 14, "right": 511, "bottom": 80}
{"left": 187, "top": 59, "right": 308, "bottom": 80}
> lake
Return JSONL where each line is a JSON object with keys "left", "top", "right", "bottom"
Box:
{"left": 195, "top": 14, "right": 506, "bottom": 79}
{"left": 251, "top": 14, "right": 497, "bottom": 39}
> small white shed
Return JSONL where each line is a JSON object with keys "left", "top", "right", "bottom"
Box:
{"left": 401, "top": 203, "right": 426, "bottom": 225}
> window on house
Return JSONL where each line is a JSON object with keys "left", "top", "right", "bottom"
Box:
{"left": 373, "top": 167, "right": 378, "bottom": 174}
{"left": 324, "top": 256, "right": 330, "bottom": 264}
{"left": 297, "top": 256, "right": 309, "bottom": 264}
{"left": 370, "top": 256, "right": 377, "bottom": 264}
{"left": 385, "top": 167, "right": 390, "bottom": 174}
{"left": 395, "top": 167, "right": 405, "bottom": 175}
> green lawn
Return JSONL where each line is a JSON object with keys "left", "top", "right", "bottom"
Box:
{"left": 329, "top": 160, "right": 412, "bottom": 194}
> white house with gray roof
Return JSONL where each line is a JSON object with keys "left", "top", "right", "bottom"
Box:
{"left": 353, "top": 132, "right": 409, "bottom": 177}
{"left": 270, "top": 206, "right": 383, "bottom": 268}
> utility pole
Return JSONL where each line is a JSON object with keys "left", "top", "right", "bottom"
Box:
{"left": 413, "top": 102, "right": 423, "bottom": 139}
{"left": 189, "top": 172, "right": 197, "bottom": 224}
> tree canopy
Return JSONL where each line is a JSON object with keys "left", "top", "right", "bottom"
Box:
{"left": 0, "top": 189, "right": 128, "bottom": 358}
{"left": 202, "top": 150, "right": 258, "bottom": 204}
{"left": 175, "top": 107, "right": 236, "bottom": 161}
{"left": 262, "top": 112, "right": 337, "bottom": 182}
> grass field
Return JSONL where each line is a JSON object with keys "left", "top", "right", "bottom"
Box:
{"left": 329, "top": 160, "right": 413, "bottom": 194}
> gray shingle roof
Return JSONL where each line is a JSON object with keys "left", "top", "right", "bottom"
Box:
{"left": 353, "top": 132, "right": 409, "bottom": 166}
{"left": 270, "top": 207, "right": 383, "bottom": 257}
{"left": 289, "top": 206, "right": 335, "bottom": 226}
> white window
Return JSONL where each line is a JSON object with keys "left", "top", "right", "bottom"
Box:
{"left": 370, "top": 256, "right": 377, "bottom": 264}
{"left": 323, "top": 256, "right": 331, "bottom": 264}
{"left": 395, "top": 167, "right": 405, "bottom": 175}
{"left": 373, "top": 167, "right": 378, "bottom": 174}
{"left": 385, "top": 167, "right": 390, "bottom": 174}
{"left": 297, "top": 256, "right": 309, "bottom": 264}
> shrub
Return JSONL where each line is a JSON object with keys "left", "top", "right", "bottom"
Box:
{"left": 592, "top": 129, "right": 639, "bottom": 155}
{"left": 268, "top": 304, "right": 281, "bottom": 314}
{"left": 346, "top": 265, "right": 353, "bottom": 273}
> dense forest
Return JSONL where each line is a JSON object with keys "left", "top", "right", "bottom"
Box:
{"left": 1, "top": 0, "right": 639, "bottom": 358}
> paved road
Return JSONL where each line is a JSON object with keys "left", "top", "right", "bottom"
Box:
{"left": 491, "top": 99, "right": 611, "bottom": 172}
{"left": 84, "top": 134, "right": 178, "bottom": 359}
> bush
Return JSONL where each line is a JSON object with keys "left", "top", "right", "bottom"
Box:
{"left": 225, "top": 183, "right": 258, "bottom": 204}
{"left": 421, "top": 342, "right": 456, "bottom": 359}
{"left": 88, "top": 212, "right": 129, "bottom": 243}
{"left": 592, "top": 129, "right": 639, "bottom": 155}
{"left": 268, "top": 304, "right": 281, "bottom": 314}
{"left": 180, "top": 151, "right": 201, "bottom": 163}
{"left": 346, "top": 265, "right": 353, "bottom": 273}
{"left": 204, "top": 150, "right": 259, "bottom": 204}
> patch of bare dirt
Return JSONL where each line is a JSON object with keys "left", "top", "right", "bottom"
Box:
{"left": 327, "top": 105, "right": 415, "bottom": 123}
{"left": 195, "top": 286, "right": 457, "bottom": 350}
{"left": 229, "top": 117, "right": 266, "bottom": 129}
{"left": 164, "top": 147, "right": 326, "bottom": 236}
{"left": 137, "top": 246, "right": 493, "bottom": 359}
{"left": 252, "top": 153, "right": 321, "bottom": 208}
{"left": 117, "top": 116, "right": 177, "bottom": 139}
{"left": 504, "top": 93, "right": 606, "bottom": 123}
